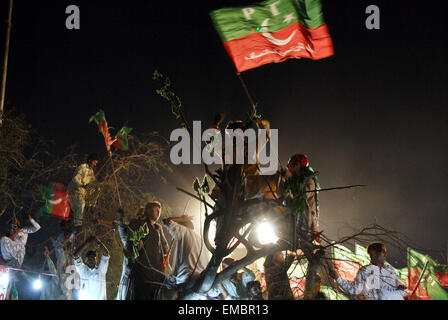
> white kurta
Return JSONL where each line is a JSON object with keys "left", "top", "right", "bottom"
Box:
{"left": 0, "top": 218, "right": 41, "bottom": 267}
{"left": 68, "top": 163, "right": 96, "bottom": 226}
{"left": 165, "top": 221, "right": 211, "bottom": 286}
{"left": 74, "top": 255, "right": 109, "bottom": 300}
{"left": 337, "top": 264, "right": 407, "bottom": 300}
{"left": 52, "top": 233, "right": 76, "bottom": 300}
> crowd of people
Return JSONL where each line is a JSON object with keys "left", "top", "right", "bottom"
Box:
{"left": 0, "top": 150, "right": 408, "bottom": 300}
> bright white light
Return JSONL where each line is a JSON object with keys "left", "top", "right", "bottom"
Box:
{"left": 0, "top": 272, "right": 9, "bottom": 285}
{"left": 78, "top": 289, "right": 90, "bottom": 300}
{"left": 256, "top": 221, "right": 278, "bottom": 245}
{"left": 33, "top": 278, "right": 42, "bottom": 290}
{"left": 208, "top": 220, "right": 217, "bottom": 246}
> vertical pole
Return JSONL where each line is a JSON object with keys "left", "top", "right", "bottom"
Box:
{"left": 0, "top": 0, "right": 13, "bottom": 126}
{"left": 108, "top": 152, "right": 122, "bottom": 207}
{"left": 236, "top": 72, "right": 257, "bottom": 114}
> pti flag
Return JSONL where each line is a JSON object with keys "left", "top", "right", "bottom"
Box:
{"left": 407, "top": 248, "right": 448, "bottom": 300}
{"left": 89, "top": 110, "right": 116, "bottom": 152}
{"left": 210, "top": 0, "right": 334, "bottom": 72}
{"left": 40, "top": 183, "right": 71, "bottom": 220}
{"left": 112, "top": 126, "right": 133, "bottom": 151}
{"left": 332, "top": 244, "right": 362, "bottom": 282}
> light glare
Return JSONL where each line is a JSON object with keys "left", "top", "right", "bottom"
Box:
{"left": 257, "top": 221, "right": 278, "bottom": 245}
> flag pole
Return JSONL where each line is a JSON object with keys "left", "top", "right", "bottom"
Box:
{"left": 409, "top": 260, "right": 429, "bottom": 299}
{"left": 236, "top": 72, "right": 257, "bottom": 114}
{"left": 0, "top": 0, "right": 13, "bottom": 127}
{"left": 108, "top": 151, "right": 122, "bottom": 207}
{"left": 235, "top": 71, "right": 285, "bottom": 172}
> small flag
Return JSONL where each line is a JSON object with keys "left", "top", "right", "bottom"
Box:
{"left": 112, "top": 126, "right": 133, "bottom": 151}
{"left": 89, "top": 110, "right": 116, "bottom": 152}
{"left": 210, "top": 0, "right": 334, "bottom": 72}
{"left": 9, "top": 280, "right": 18, "bottom": 300}
{"left": 40, "top": 183, "right": 71, "bottom": 220}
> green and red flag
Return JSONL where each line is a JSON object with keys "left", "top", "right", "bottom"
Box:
{"left": 320, "top": 286, "right": 349, "bottom": 300}
{"left": 210, "top": 0, "right": 334, "bottom": 72}
{"left": 89, "top": 110, "right": 116, "bottom": 152}
{"left": 407, "top": 248, "right": 448, "bottom": 300}
{"left": 112, "top": 126, "right": 133, "bottom": 151}
{"left": 332, "top": 244, "right": 362, "bottom": 282}
{"left": 40, "top": 183, "right": 71, "bottom": 220}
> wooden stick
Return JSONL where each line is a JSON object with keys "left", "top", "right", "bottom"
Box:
{"left": 175, "top": 187, "right": 214, "bottom": 210}
{"left": 306, "top": 184, "right": 367, "bottom": 193}
{"left": 108, "top": 151, "right": 122, "bottom": 206}
{"left": 409, "top": 260, "right": 429, "bottom": 299}
{"left": 236, "top": 72, "right": 257, "bottom": 113}
{"left": 0, "top": 0, "right": 13, "bottom": 126}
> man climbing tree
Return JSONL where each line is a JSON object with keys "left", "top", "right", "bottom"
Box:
{"left": 281, "top": 154, "right": 320, "bottom": 243}
{"left": 68, "top": 153, "right": 99, "bottom": 229}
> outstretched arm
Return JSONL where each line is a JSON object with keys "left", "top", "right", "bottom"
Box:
{"left": 95, "top": 236, "right": 110, "bottom": 257}
{"left": 21, "top": 215, "right": 41, "bottom": 234}
{"left": 73, "top": 236, "right": 95, "bottom": 259}
{"left": 335, "top": 268, "right": 365, "bottom": 296}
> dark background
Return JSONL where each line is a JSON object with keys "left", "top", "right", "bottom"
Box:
{"left": 0, "top": 0, "right": 447, "bottom": 267}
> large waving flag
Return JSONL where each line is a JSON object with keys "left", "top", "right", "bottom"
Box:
{"left": 40, "top": 183, "right": 71, "bottom": 220}
{"left": 407, "top": 248, "right": 448, "bottom": 300}
{"left": 210, "top": 0, "right": 334, "bottom": 72}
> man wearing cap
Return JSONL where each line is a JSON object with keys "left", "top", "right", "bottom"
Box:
{"left": 68, "top": 153, "right": 99, "bottom": 228}
{"left": 282, "top": 154, "right": 320, "bottom": 240}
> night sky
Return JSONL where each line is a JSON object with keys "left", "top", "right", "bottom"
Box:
{"left": 1, "top": 0, "right": 447, "bottom": 266}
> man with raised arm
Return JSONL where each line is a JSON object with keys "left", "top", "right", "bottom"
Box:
{"left": 72, "top": 235, "right": 110, "bottom": 300}
{"left": 0, "top": 214, "right": 41, "bottom": 268}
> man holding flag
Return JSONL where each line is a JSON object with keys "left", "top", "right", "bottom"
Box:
{"left": 68, "top": 153, "right": 99, "bottom": 228}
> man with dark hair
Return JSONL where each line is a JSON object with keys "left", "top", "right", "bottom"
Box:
{"left": 247, "top": 280, "right": 264, "bottom": 300}
{"left": 329, "top": 242, "right": 407, "bottom": 300}
{"left": 68, "top": 153, "right": 99, "bottom": 228}
{"left": 0, "top": 214, "right": 41, "bottom": 268}
{"left": 124, "top": 201, "right": 169, "bottom": 300}
{"left": 73, "top": 235, "right": 110, "bottom": 300}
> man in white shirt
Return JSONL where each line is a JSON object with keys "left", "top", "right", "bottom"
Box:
{"left": 0, "top": 214, "right": 41, "bottom": 268}
{"left": 73, "top": 235, "right": 110, "bottom": 300}
{"left": 51, "top": 220, "right": 75, "bottom": 300}
{"left": 329, "top": 243, "right": 407, "bottom": 300}
{"left": 207, "top": 258, "right": 256, "bottom": 300}
{"left": 68, "top": 153, "right": 99, "bottom": 228}
{"left": 160, "top": 216, "right": 211, "bottom": 299}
